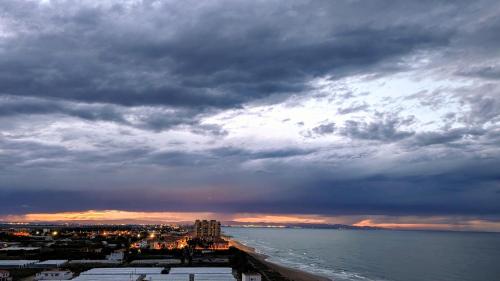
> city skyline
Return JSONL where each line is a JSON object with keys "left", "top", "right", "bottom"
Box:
{"left": 1, "top": 0, "right": 500, "bottom": 232}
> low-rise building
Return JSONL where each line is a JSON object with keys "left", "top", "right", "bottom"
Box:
{"left": 146, "top": 267, "right": 236, "bottom": 281}
{"left": 242, "top": 273, "right": 261, "bottom": 281}
{"left": 79, "top": 267, "right": 164, "bottom": 275}
{"left": 68, "top": 260, "right": 121, "bottom": 265}
{"left": 131, "top": 240, "right": 148, "bottom": 249}
{"left": 0, "top": 260, "right": 39, "bottom": 269}
{"left": 0, "top": 270, "right": 12, "bottom": 281}
{"left": 106, "top": 251, "right": 124, "bottom": 261}
{"left": 130, "top": 259, "right": 181, "bottom": 266}
{"left": 0, "top": 246, "right": 40, "bottom": 252}
{"left": 32, "top": 260, "right": 68, "bottom": 268}
{"left": 35, "top": 270, "right": 73, "bottom": 280}
{"left": 148, "top": 241, "right": 162, "bottom": 250}
{"left": 72, "top": 274, "right": 142, "bottom": 281}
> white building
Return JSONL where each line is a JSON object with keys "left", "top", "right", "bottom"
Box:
{"left": 68, "top": 260, "right": 121, "bottom": 265}
{"left": 0, "top": 247, "right": 40, "bottom": 252}
{"left": 74, "top": 267, "right": 164, "bottom": 281}
{"left": 0, "top": 270, "right": 12, "bottom": 281}
{"left": 72, "top": 275, "right": 142, "bottom": 281}
{"left": 0, "top": 260, "right": 38, "bottom": 269}
{"left": 32, "top": 260, "right": 68, "bottom": 268}
{"left": 168, "top": 268, "right": 232, "bottom": 275}
{"left": 242, "top": 273, "right": 261, "bottom": 281}
{"left": 106, "top": 251, "right": 124, "bottom": 261}
{"left": 130, "top": 259, "right": 181, "bottom": 266}
{"left": 80, "top": 267, "right": 164, "bottom": 275}
{"left": 166, "top": 267, "right": 235, "bottom": 281}
{"left": 35, "top": 270, "right": 73, "bottom": 280}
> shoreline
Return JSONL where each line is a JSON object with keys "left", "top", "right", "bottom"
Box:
{"left": 228, "top": 238, "right": 332, "bottom": 281}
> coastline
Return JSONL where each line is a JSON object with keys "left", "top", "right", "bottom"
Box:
{"left": 228, "top": 238, "right": 332, "bottom": 281}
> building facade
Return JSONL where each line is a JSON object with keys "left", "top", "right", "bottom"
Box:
{"left": 0, "top": 270, "right": 12, "bottom": 281}
{"left": 194, "top": 220, "right": 221, "bottom": 240}
{"left": 242, "top": 273, "right": 262, "bottom": 281}
{"left": 34, "top": 270, "right": 73, "bottom": 280}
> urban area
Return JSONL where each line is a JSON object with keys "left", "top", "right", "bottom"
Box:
{"left": 0, "top": 220, "right": 275, "bottom": 281}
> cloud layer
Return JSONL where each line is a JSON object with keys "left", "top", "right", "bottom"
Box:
{"left": 1, "top": 0, "right": 499, "bottom": 229}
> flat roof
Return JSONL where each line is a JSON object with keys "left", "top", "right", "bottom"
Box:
{"left": 169, "top": 267, "right": 232, "bottom": 274}
{"left": 150, "top": 274, "right": 235, "bottom": 281}
{"left": 81, "top": 267, "right": 164, "bottom": 275}
{"left": 69, "top": 260, "right": 121, "bottom": 264}
{"left": 35, "top": 260, "right": 68, "bottom": 265}
{"left": 194, "top": 274, "right": 236, "bottom": 281}
{"left": 145, "top": 275, "right": 189, "bottom": 281}
{"left": 242, "top": 273, "right": 261, "bottom": 276}
{"left": 130, "top": 259, "right": 181, "bottom": 265}
{"left": 0, "top": 260, "right": 39, "bottom": 266}
{"left": 72, "top": 275, "right": 142, "bottom": 281}
{"left": 0, "top": 247, "right": 40, "bottom": 251}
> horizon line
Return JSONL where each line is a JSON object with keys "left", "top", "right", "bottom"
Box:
{"left": 1, "top": 209, "right": 500, "bottom": 233}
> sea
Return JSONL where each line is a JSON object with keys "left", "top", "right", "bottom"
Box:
{"left": 223, "top": 227, "right": 500, "bottom": 281}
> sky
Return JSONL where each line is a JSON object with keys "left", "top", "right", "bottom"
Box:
{"left": 0, "top": 0, "right": 499, "bottom": 231}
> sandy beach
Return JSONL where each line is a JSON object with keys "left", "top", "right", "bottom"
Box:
{"left": 228, "top": 238, "right": 331, "bottom": 281}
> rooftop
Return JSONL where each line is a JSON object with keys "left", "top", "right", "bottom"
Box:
{"left": 81, "top": 267, "right": 164, "bottom": 275}
{"left": 0, "top": 246, "right": 40, "bottom": 251}
{"left": 72, "top": 275, "right": 142, "bottom": 281}
{"left": 168, "top": 267, "right": 232, "bottom": 274}
{"left": 35, "top": 260, "right": 68, "bottom": 265}
{"left": 0, "top": 260, "right": 39, "bottom": 266}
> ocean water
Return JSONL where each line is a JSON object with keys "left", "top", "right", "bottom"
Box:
{"left": 223, "top": 227, "right": 500, "bottom": 281}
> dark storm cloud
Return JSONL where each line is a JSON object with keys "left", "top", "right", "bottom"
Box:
{"left": 337, "top": 102, "right": 369, "bottom": 115}
{"left": 1, "top": 0, "right": 500, "bottom": 221}
{"left": 0, "top": 96, "right": 127, "bottom": 123}
{"left": 340, "top": 115, "right": 415, "bottom": 142}
{"left": 0, "top": 189, "right": 216, "bottom": 214}
{"left": 312, "top": 123, "right": 336, "bottom": 135}
{"left": 3, "top": 153, "right": 499, "bottom": 216}
{"left": 289, "top": 159, "right": 500, "bottom": 216}
{"left": 138, "top": 147, "right": 313, "bottom": 168}
{"left": 457, "top": 85, "right": 500, "bottom": 125}
{"left": 1, "top": 131, "right": 499, "bottom": 217}
{"left": 0, "top": 137, "right": 70, "bottom": 168}
{"left": 0, "top": 96, "right": 225, "bottom": 133}
{"left": 209, "top": 146, "right": 315, "bottom": 160}
{"left": 456, "top": 65, "right": 500, "bottom": 80}
{"left": 0, "top": 0, "right": 455, "bottom": 109}
{"left": 305, "top": 122, "right": 336, "bottom": 138}
{"left": 189, "top": 124, "right": 228, "bottom": 137}
{"left": 409, "top": 127, "right": 487, "bottom": 147}
{"left": 0, "top": 190, "right": 91, "bottom": 214}
{"left": 0, "top": 136, "right": 152, "bottom": 172}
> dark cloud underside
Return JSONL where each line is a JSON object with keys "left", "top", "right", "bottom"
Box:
{"left": 0, "top": 0, "right": 499, "bottom": 221}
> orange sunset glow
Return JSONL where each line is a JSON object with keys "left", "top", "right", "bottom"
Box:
{"left": 2, "top": 210, "right": 217, "bottom": 223}
{"left": 232, "top": 215, "right": 328, "bottom": 224}
{"left": 2, "top": 210, "right": 500, "bottom": 232}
